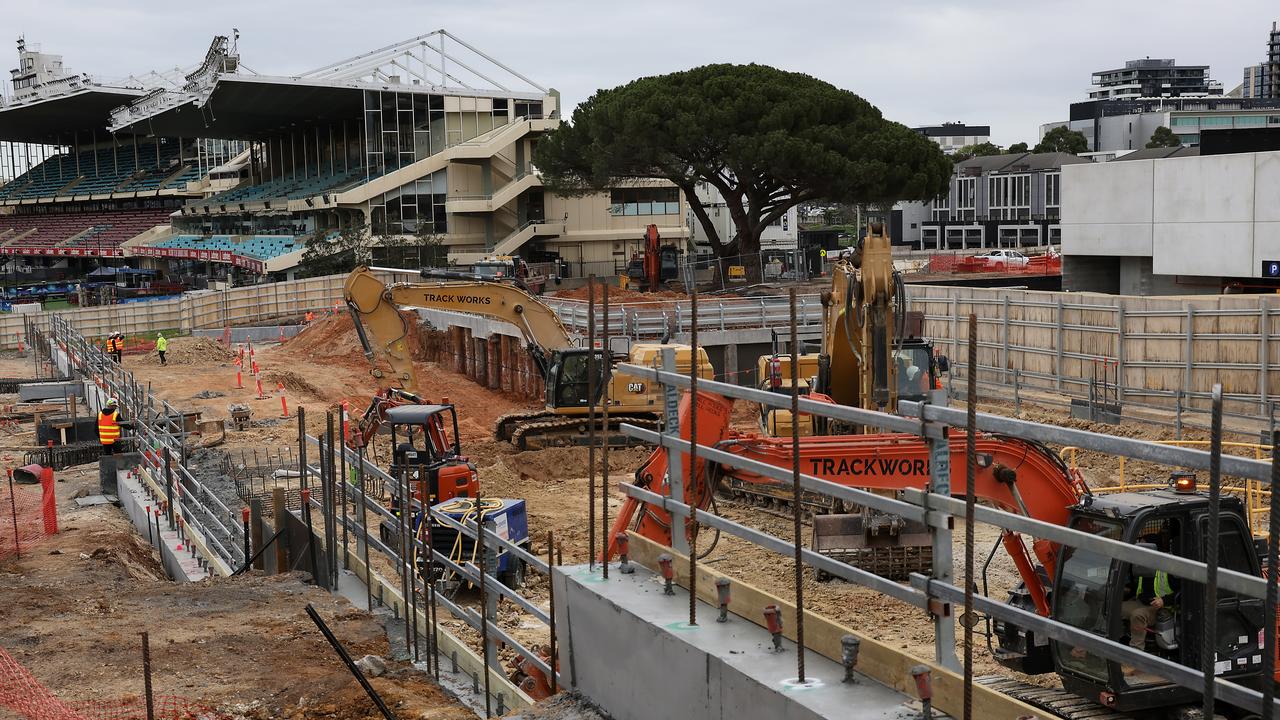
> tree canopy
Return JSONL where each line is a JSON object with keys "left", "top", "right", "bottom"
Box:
{"left": 534, "top": 63, "right": 952, "bottom": 261}
{"left": 1033, "top": 127, "right": 1089, "bottom": 155}
{"left": 1008, "top": 142, "right": 1029, "bottom": 153}
{"left": 951, "top": 142, "right": 1004, "bottom": 162}
{"left": 1145, "top": 126, "right": 1182, "bottom": 149}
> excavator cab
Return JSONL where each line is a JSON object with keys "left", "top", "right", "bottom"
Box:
{"left": 545, "top": 348, "right": 610, "bottom": 409}
{"left": 893, "top": 339, "right": 946, "bottom": 401}
{"left": 995, "top": 486, "right": 1268, "bottom": 714}
{"left": 385, "top": 404, "right": 478, "bottom": 505}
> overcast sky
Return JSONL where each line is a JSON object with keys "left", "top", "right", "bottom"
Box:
{"left": 3, "top": 0, "right": 1277, "bottom": 145}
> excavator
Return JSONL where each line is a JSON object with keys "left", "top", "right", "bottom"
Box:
{"left": 745, "top": 224, "right": 949, "bottom": 577}
{"left": 625, "top": 224, "right": 680, "bottom": 292}
{"left": 606, "top": 390, "right": 1276, "bottom": 718}
{"left": 342, "top": 266, "right": 713, "bottom": 450}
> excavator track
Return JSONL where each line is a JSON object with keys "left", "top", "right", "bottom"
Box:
{"left": 508, "top": 416, "right": 663, "bottom": 451}
{"left": 719, "top": 478, "right": 932, "bottom": 581}
{"left": 494, "top": 411, "right": 557, "bottom": 443}
{"left": 975, "top": 676, "right": 1133, "bottom": 720}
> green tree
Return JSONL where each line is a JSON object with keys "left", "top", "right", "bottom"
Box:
{"left": 1145, "top": 126, "right": 1182, "bottom": 149}
{"left": 1008, "top": 142, "right": 1029, "bottom": 153}
{"left": 951, "top": 142, "right": 1005, "bottom": 162}
{"left": 298, "top": 223, "right": 417, "bottom": 277}
{"left": 534, "top": 64, "right": 951, "bottom": 265}
{"left": 1033, "top": 126, "right": 1089, "bottom": 155}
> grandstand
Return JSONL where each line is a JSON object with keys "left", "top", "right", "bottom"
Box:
{"left": 0, "top": 31, "right": 691, "bottom": 285}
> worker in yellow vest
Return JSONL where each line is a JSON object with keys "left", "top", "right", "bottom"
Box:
{"left": 98, "top": 398, "right": 124, "bottom": 455}
{"left": 155, "top": 333, "right": 168, "bottom": 366}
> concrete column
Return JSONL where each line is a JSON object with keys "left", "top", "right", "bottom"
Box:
{"left": 487, "top": 336, "right": 501, "bottom": 389}
{"left": 723, "top": 343, "right": 738, "bottom": 385}
{"left": 463, "top": 328, "right": 476, "bottom": 379}
{"left": 474, "top": 337, "right": 488, "bottom": 384}
{"left": 451, "top": 326, "right": 466, "bottom": 375}
{"left": 499, "top": 335, "right": 513, "bottom": 392}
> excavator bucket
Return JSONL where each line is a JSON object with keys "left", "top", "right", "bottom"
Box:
{"left": 811, "top": 511, "right": 932, "bottom": 581}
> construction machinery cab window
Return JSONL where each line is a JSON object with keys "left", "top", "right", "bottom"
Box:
{"left": 894, "top": 345, "right": 934, "bottom": 400}
{"left": 610, "top": 188, "right": 680, "bottom": 216}
{"left": 548, "top": 350, "right": 607, "bottom": 408}
{"left": 1054, "top": 516, "right": 1124, "bottom": 681}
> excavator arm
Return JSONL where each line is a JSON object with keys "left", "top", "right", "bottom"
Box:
{"left": 343, "top": 266, "right": 575, "bottom": 383}
{"left": 607, "top": 389, "right": 1088, "bottom": 616}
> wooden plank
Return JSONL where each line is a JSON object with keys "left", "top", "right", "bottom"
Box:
{"left": 627, "top": 532, "right": 1041, "bottom": 720}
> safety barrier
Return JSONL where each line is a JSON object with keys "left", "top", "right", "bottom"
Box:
{"left": 615, "top": 316, "right": 1280, "bottom": 718}
{"left": 295, "top": 425, "right": 547, "bottom": 712}
{"left": 1062, "top": 440, "right": 1274, "bottom": 537}
{"left": 0, "top": 468, "right": 57, "bottom": 559}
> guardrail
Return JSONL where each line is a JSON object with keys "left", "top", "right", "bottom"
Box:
{"left": 613, "top": 303, "right": 1280, "bottom": 718}
{"left": 295, "top": 416, "right": 554, "bottom": 712}
{"left": 42, "top": 314, "right": 246, "bottom": 572}
{"left": 542, "top": 293, "right": 825, "bottom": 339}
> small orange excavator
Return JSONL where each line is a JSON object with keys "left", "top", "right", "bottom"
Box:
{"left": 625, "top": 224, "right": 680, "bottom": 291}
{"left": 605, "top": 390, "right": 1278, "bottom": 716}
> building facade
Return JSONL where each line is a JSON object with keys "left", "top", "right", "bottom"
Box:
{"left": 917, "top": 152, "right": 1088, "bottom": 250}
{"left": 1060, "top": 149, "right": 1280, "bottom": 295}
{"left": 1046, "top": 96, "right": 1280, "bottom": 153}
{"left": 1242, "top": 22, "right": 1279, "bottom": 99}
{"left": 912, "top": 123, "right": 991, "bottom": 154}
{"left": 686, "top": 181, "right": 797, "bottom": 253}
{"left": 1089, "top": 58, "right": 1220, "bottom": 101}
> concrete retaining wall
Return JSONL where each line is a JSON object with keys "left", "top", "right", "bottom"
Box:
{"left": 192, "top": 325, "right": 304, "bottom": 344}
{"left": 116, "top": 461, "right": 211, "bottom": 582}
{"left": 553, "top": 563, "right": 918, "bottom": 720}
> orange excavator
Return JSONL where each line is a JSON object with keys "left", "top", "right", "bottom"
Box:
{"left": 606, "top": 390, "right": 1277, "bottom": 716}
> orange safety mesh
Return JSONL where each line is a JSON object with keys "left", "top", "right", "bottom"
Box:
{"left": 0, "top": 646, "right": 226, "bottom": 720}
{"left": 0, "top": 471, "right": 58, "bottom": 559}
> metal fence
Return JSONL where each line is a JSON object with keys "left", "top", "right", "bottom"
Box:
{"left": 613, "top": 311, "right": 1280, "bottom": 717}
{"left": 42, "top": 314, "right": 247, "bottom": 573}
{"left": 294, "top": 413, "right": 555, "bottom": 715}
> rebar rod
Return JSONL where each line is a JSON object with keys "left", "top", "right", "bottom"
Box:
{"left": 789, "top": 288, "right": 804, "bottom": 683}
{"left": 688, "top": 284, "right": 698, "bottom": 626}
{"left": 547, "top": 530, "right": 557, "bottom": 693}
{"left": 587, "top": 278, "right": 597, "bottom": 569}
{"left": 602, "top": 282, "right": 610, "bottom": 580}
{"left": 964, "top": 313, "right": 976, "bottom": 720}
{"left": 1203, "top": 385, "right": 1223, "bottom": 720}
{"left": 477, "top": 515, "right": 492, "bottom": 718}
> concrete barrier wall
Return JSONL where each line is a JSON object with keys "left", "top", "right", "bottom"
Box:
{"left": 6, "top": 269, "right": 418, "bottom": 350}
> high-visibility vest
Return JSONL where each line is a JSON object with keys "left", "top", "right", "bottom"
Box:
{"left": 105, "top": 338, "right": 115, "bottom": 352}
{"left": 1137, "top": 571, "right": 1172, "bottom": 598}
{"left": 98, "top": 409, "right": 121, "bottom": 446}
{"left": 155, "top": 336, "right": 168, "bottom": 352}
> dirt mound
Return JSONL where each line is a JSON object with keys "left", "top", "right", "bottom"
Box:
{"left": 263, "top": 370, "right": 323, "bottom": 398}
{"left": 151, "top": 336, "right": 236, "bottom": 365}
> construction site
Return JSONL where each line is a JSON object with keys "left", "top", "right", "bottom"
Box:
{"left": 0, "top": 238, "right": 1275, "bottom": 720}
{"left": 2, "top": 22, "right": 1280, "bottom": 720}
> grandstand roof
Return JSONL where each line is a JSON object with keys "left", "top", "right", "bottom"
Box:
{"left": 111, "top": 30, "right": 549, "bottom": 140}
{"left": 0, "top": 85, "right": 145, "bottom": 143}
{"left": 113, "top": 76, "right": 366, "bottom": 139}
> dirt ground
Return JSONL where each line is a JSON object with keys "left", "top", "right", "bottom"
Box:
{"left": 11, "top": 309, "right": 1256, "bottom": 715}
{"left": 0, "top": 435, "right": 472, "bottom": 719}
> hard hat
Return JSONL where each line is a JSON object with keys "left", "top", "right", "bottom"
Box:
{"left": 157, "top": 332, "right": 164, "bottom": 338}
{"left": 106, "top": 398, "right": 118, "bottom": 407}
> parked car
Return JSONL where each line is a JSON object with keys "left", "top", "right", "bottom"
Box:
{"left": 974, "top": 249, "right": 1030, "bottom": 270}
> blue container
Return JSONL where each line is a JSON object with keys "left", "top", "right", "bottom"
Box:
{"left": 429, "top": 498, "right": 529, "bottom": 577}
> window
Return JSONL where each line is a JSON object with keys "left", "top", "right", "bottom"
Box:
{"left": 1236, "top": 115, "right": 1266, "bottom": 126}
{"left": 1201, "top": 116, "right": 1232, "bottom": 126}
{"left": 1171, "top": 117, "right": 1199, "bottom": 127}
{"left": 609, "top": 188, "right": 680, "bottom": 216}
{"left": 1053, "top": 517, "right": 1124, "bottom": 682}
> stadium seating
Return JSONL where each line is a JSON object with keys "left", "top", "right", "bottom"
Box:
{"left": 151, "top": 233, "right": 301, "bottom": 260}
{"left": 0, "top": 208, "right": 173, "bottom": 252}
{"left": 201, "top": 167, "right": 369, "bottom": 206}
{"left": 0, "top": 142, "right": 193, "bottom": 201}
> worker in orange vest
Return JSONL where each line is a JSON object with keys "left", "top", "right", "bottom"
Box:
{"left": 305, "top": 311, "right": 315, "bottom": 324}
{"left": 98, "top": 398, "right": 124, "bottom": 455}
{"left": 107, "top": 332, "right": 123, "bottom": 364}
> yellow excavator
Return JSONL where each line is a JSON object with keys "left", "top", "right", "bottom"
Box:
{"left": 736, "top": 224, "right": 949, "bottom": 578}
{"left": 343, "top": 266, "right": 713, "bottom": 449}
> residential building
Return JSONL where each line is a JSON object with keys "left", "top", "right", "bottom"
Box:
{"left": 1059, "top": 148, "right": 1280, "bottom": 295}
{"left": 1089, "top": 58, "right": 1221, "bottom": 101}
{"left": 1241, "top": 21, "right": 1279, "bottom": 99}
{"left": 917, "top": 152, "right": 1089, "bottom": 250}
{"left": 1044, "top": 96, "right": 1280, "bottom": 153}
{"left": 912, "top": 123, "right": 991, "bottom": 154}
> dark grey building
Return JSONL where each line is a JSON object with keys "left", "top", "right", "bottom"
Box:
{"left": 1242, "top": 21, "right": 1279, "bottom": 99}
{"left": 1090, "top": 58, "right": 1220, "bottom": 100}
{"left": 912, "top": 123, "right": 991, "bottom": 154}
{"left": 920, "top": 152, "right": 1090, "bottom": 250}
